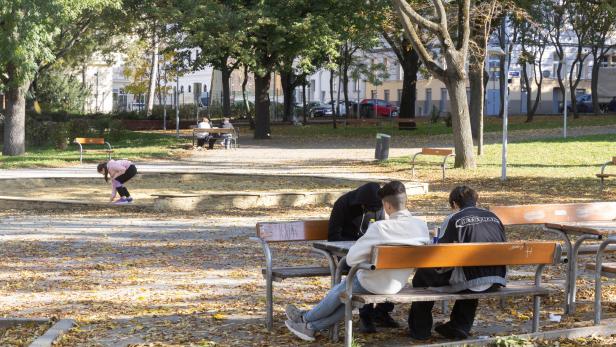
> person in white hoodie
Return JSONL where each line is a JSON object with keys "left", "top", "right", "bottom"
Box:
{"left": 284, "top": 181, "right": 429, "bottom": 341}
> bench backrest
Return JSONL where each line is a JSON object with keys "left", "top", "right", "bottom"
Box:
{"left": 256, "top": 220, "right": 329, "bottom": 242}
{"left": 613, "top": 156, "right": 616, "bottom": 165}
{"left": 421, "top": 148, "right": 454, "bottom": 156}
{"left": 75, "top": 137, "right": 105, "bottom": 145}
{"left": 256, "top": 215, "right": 428, "bottom": 243}
{"left": 490, "top": 202, "right": 616, "bottom": 225}
{"left": 370, "top": 242, "right": 560, "bottom": 270}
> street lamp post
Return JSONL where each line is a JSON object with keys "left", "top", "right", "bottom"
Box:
{"left": 176, "top": 65, "right": 180, "bottom": 138}
{"left": 561, "top": 56, "right": 568, "bottom": 138}
{"left": 488, "top": 33, "right": 509, "bottom": 182}
{"left": 94, "top": 71, "right": 99, "bottom": 113}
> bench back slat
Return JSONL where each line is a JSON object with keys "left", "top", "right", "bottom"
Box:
{"left": 421, "top": 147, "right": 454, "bottom": 156}
{"left": 371, "top": 242, "right": 559, "bottom": 269}
{"left": 490, "top": 202, "right": 616, "bottom": 225}
{"left": 613, "top": 156, "right": 616, "bottom": 165}
{"left": 75, "top": 137, "right": 105, "bottom": 145}
{"left": 256, "top": 220, "right": 329, "bottom": 242}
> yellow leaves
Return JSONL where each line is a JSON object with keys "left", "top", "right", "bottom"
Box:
{"left": 507, "top": 308, "right": 530, "bottom": 321}
{"left": 212, "top": 313, "right": 227, "bottom": 321}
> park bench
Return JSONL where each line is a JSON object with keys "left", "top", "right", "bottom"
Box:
{"left": 73, "top": 137, "right": 113, "bottom": 164}
{"left": 339, "top": 242, "right": 561, "bottom": 347}
{"left": 490, "top": 202, "right": 616, "bottom": 314}
{"left": 596, "top": 157, "right": 616, "bottom": 190}
{"left": 253, "top": 219, "right": 335, "bottom": 330}
{"left": 192, "top": 127, "right": 239, "bottom": 148}
{"left": 410, "top": 147, "right": 455, "bottom": 181}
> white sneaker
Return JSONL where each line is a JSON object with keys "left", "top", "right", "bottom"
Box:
{"left": 285, "top": 319, "right": 315, "bottom": 341}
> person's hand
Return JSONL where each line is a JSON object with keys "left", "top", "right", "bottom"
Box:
{"left": 110, "top": 197, "right": 115, "bottom": 203}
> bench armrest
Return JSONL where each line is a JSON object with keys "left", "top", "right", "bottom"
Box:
{"left": 343, "top": 260, "right": 375, "bottom": 304}
{"left": 600, "top": 160, "right": 613, "bottom": 176}
{"left": 105, "top": 142, "right": 113, "bottom": 151}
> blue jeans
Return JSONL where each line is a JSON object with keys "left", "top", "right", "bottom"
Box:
{"left": 303, "top": 276, "right": 368, "bottom": 331}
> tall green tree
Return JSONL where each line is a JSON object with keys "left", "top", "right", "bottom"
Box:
{"left": 0, "top": 0, "right": 118, "bottom": 155}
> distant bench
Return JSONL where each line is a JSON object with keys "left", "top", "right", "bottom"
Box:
{"left": 410, "top": 147, "right": 455, "bottom": 180}
{"left": 339, "top": 242, "right": 561, "bottom": 346}
{"left": 596, "top": 157, "right": 616, "bottom": 190}
{"left": 73, "top": 138, "right": 113, "bottom": 164}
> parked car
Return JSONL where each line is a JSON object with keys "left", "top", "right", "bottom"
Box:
{"left": 560, "top": 94, "right": 611, "bottom": 113}
{"left": 309, "top": 103, "right": 334, "bottom": 117}
{"left": 327, "top": 100, "right": 358, "bottom": 116}
{"left": 359, "top": 99, "right": 399, "bottom": 117}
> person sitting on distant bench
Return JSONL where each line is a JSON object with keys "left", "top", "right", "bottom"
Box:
{"left": 608, "top": 97, "right": 616, "bottom": 112}
{"left": 208, "top": 118, "right": 234, "bottom": 149}
{"left": 196, "top": 117, "right": 211, "bottom": 148}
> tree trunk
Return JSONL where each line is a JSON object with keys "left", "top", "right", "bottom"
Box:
{"left": 146, "top": 32, "right": 159, "bottom": 118}
{"left": 3, "top": 81, "right": 28, "bottom": 156}
{"left": 330, "top": 69, "right": 336, "bottom": 129}
{"left": 399, "top": 49, "right": 420, "bottom": 119}
{"left": 591, "top": 54, "right": 602, "bottom": 114}
{"left": 302, "top": 83, "right": 307, "bottom": 124}
{"left": 521, "top": 62, "right": 534, "bottom": 123}
{"left": 280, "top": 70, "right": 294, "bottom": 122}
{"left": 468, "top": 64, "right": 484, "bottom": 155}
{"left": 241, "top": 65, "right": 254, "bottom": 129}
{"left": 342, "top": 65, "right": 350, "bottom": 119}
{"left": 221, "top": 68, "right": 232, "bottom": 117}
{"left": 254, "top": 73, "right": 271, "bottom": 139}
{"left": 445, "top": 76, "right": 476, "bottom": 169}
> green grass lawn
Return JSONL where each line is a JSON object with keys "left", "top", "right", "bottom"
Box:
{"left": 273, "top": 114, "right": 616, "bottom": 138}
{"left": 0, "top": 132, "right": 185, "bottom": 169}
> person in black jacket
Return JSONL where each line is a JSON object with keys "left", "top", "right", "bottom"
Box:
{"left": 408, "top": 186, "right": 507, "bottom": 341}
{"left": 327, "top": 182, "right": 396, "bottom": 333}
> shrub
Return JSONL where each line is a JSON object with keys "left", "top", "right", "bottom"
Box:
{"left": 430, "top": 107, "right": 440, "bottom": 124}
{"left": 50, "top": 122, "right": 70, "bottom": 150}
{"left": 444, "top": 112, "right": 453, "bottom": 128}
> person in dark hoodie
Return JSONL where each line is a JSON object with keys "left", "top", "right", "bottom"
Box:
{"left": 327, "top": 182, "right": 397, "bottom": 333}
{"left": 408, "top": 185, "right": 507, "bottom": 341}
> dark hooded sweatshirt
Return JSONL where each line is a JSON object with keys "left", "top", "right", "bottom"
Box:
{"left": 328, "top": 183, "right": 384, "bottom": 241}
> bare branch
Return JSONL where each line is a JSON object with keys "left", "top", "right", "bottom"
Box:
{"left": 394, "top": 0, "right": 441, "bottom": 33}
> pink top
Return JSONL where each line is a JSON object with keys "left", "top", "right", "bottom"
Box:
{"left": 107, "top": 160, "right": 133, "bottom": 179}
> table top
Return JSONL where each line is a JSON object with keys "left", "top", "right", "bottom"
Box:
{"left": 545, "top": 221, "right": 616, "bottom": 237}
{"left": 193, "top": 128, "right": 234, "bottom": 134}
{"left": 313, "top": 241, "right": 355, "bottom": 255}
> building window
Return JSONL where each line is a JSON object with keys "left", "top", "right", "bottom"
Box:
{"left": 397, "top": 89, "right": 402, "bottom": 102}
{"left": 371, "top": 90, "right": 377, "bottom": 99}
{"left": 384, "top": 89, "right": 390, "bottom": 102}
{"left": 180, "top": 86, "right": 184, "bottom": 93}
{"left": 188, "top": 85, "right": 192, "bottom": 93}
{"left": 439, "top": 88, "right": 448, "bottom": 112}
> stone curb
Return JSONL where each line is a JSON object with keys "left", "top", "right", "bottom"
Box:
{"left": 28, "top": 319, "right": 75, "bottom": 347}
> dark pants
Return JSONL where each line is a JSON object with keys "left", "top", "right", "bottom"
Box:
{"left": 360, "top": 302, "right": 394, "bottom": 320}
{"left": 197, "top": 137, "right": 208, "bottom": 147}
{"left": 208, "top": 136, "right": 219, "bottom": 149}
{"left": 115, "top": 165, "right": 137, "bottom": 198}
{"left": 408, "top": 269, "right": 481, "bottom": 339}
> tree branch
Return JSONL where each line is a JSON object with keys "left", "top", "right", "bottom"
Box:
{"left": 394, "top": 0, "right": 440, "bottom": 33}
{"left": 393, "top": 0, "right": 445, "bottom": 79}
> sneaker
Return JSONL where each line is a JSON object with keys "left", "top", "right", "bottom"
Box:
{"left": 113, "top": 198, "right": 128, "bottom": 205}
{"left": 434, "top": 322, "right": 470, "bottom": 340}
{"left": 285, "top": 319, "right": 315, "bottom": 342}
{"left": 358, "top": 315, "right": 377, "bottom": 334}
{"left": 374, "top": 311, "right": 400, "bottom": 328}
{"left": 126, "top": 197, "right": 133, "bottom": 203}
{"left": 285, "top": 304, "right": 304, "bottom": 323}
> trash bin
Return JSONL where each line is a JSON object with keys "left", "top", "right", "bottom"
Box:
{"left": 375, "top": 133, "right": 391, "bottom": 160}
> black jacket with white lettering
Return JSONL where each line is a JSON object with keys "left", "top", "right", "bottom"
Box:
{"left": 437, "top": 206, "right": 507, "bottom": 292}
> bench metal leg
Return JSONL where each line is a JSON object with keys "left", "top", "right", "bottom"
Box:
{"left": 254, "top": 238, "right": 274, "bottom": 330}
{"left": 543, "top": 227, "right": 573, "bottom": 314}
{"left": 312, "top": 248, "right": 337, "bottom": 288}
{"left": 441, "top": 154, "right": 455, "bottom": 181}
{"left": 594, "top": 238, "right": 616, "bottom": 325}
{"left": 441, "top": 300, "right": 449, "bottom": 314}
{"left": 331, "top": 257, "right": 348, "bottom": 342}
{"left": 75, "top": 143, "right": 84, "bottom": 164}
{"left": 533, "top": 264, "right": 546, "bottom": 333}
{"left": 568, "top": 235, "right": 599, "bottom": 314}
{"left": 598, "top": 161, "right": 613, "bottom": 190}
{"left": 410, "top": 153, "right": 421, "bottom": 177}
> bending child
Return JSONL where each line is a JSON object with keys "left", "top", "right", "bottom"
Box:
{"left": 284, "top": 181, "right": 429, "bottom": 341}
{"left": 97, "top": 159, "right": 138, "bottom": 204}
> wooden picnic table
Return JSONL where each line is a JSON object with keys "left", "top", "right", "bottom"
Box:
{"left": 544, "top": 220, "right": 616, "bottom": 322}
{"left": 313, "top": 241, "right": 354, "bottom": 257}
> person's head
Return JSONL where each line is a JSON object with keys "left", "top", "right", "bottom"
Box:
{"left": 377, "top": 181, "right": 407, "bottom": 215}
{"left": 223, "top": 117, "right": 230, "bottom": 123}
{"left": 97, "top": 161, "right": 110, "bottom": 182}
{"left": 353, "top": 182, "right": 382, "bottom": 212}
{"left": 202, "top": 117, "right": 209, "bottom": 123}
{"left": 448, "top": 185, "right": 478, "bottom": 210}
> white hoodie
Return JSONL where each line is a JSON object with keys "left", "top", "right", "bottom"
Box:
{"left": 346, "top": 209, "right": 429, "bottom": 295}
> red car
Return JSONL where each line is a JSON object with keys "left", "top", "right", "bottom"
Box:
{"left": 359, "top": 99, "right": 399, "bottom": 117}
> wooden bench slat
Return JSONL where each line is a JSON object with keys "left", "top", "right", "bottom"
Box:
{"left": 262, "top": 266, "right": 332, "bottom": 280}
{"left": 372, "top": 242, "right": 558, "bottom": 269}
{"left": 346, "top": 283, "right": 553, "bottom": 304}
{"left": 572, "top": 244, "right": 616, "bottom": 255}
{"left": 74, "top": 137, "right": 106, "bottom": 145}
{"left": 586, "top": 262, "right": 616, "bottom": 278}
{"left": 490, "top": 202, "right": 616, "bottom": 225}
{"left": 256, "top": 220, "right": 329, "bottom": 242}
{"left": 421, "top": 147, "right": 454, "bottom": 156}
{"left": 597, "top": 174, "right": 616, "bottom": 178}
{"left": 613, "top": 156, "right": 616, "bottom": 165}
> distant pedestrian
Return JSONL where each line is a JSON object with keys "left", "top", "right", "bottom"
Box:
{"left": 608, "top": 97, "right": 616, "bottom": 113}
{"left": 97, "top": 159, "right": 138, "bottom": 204}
